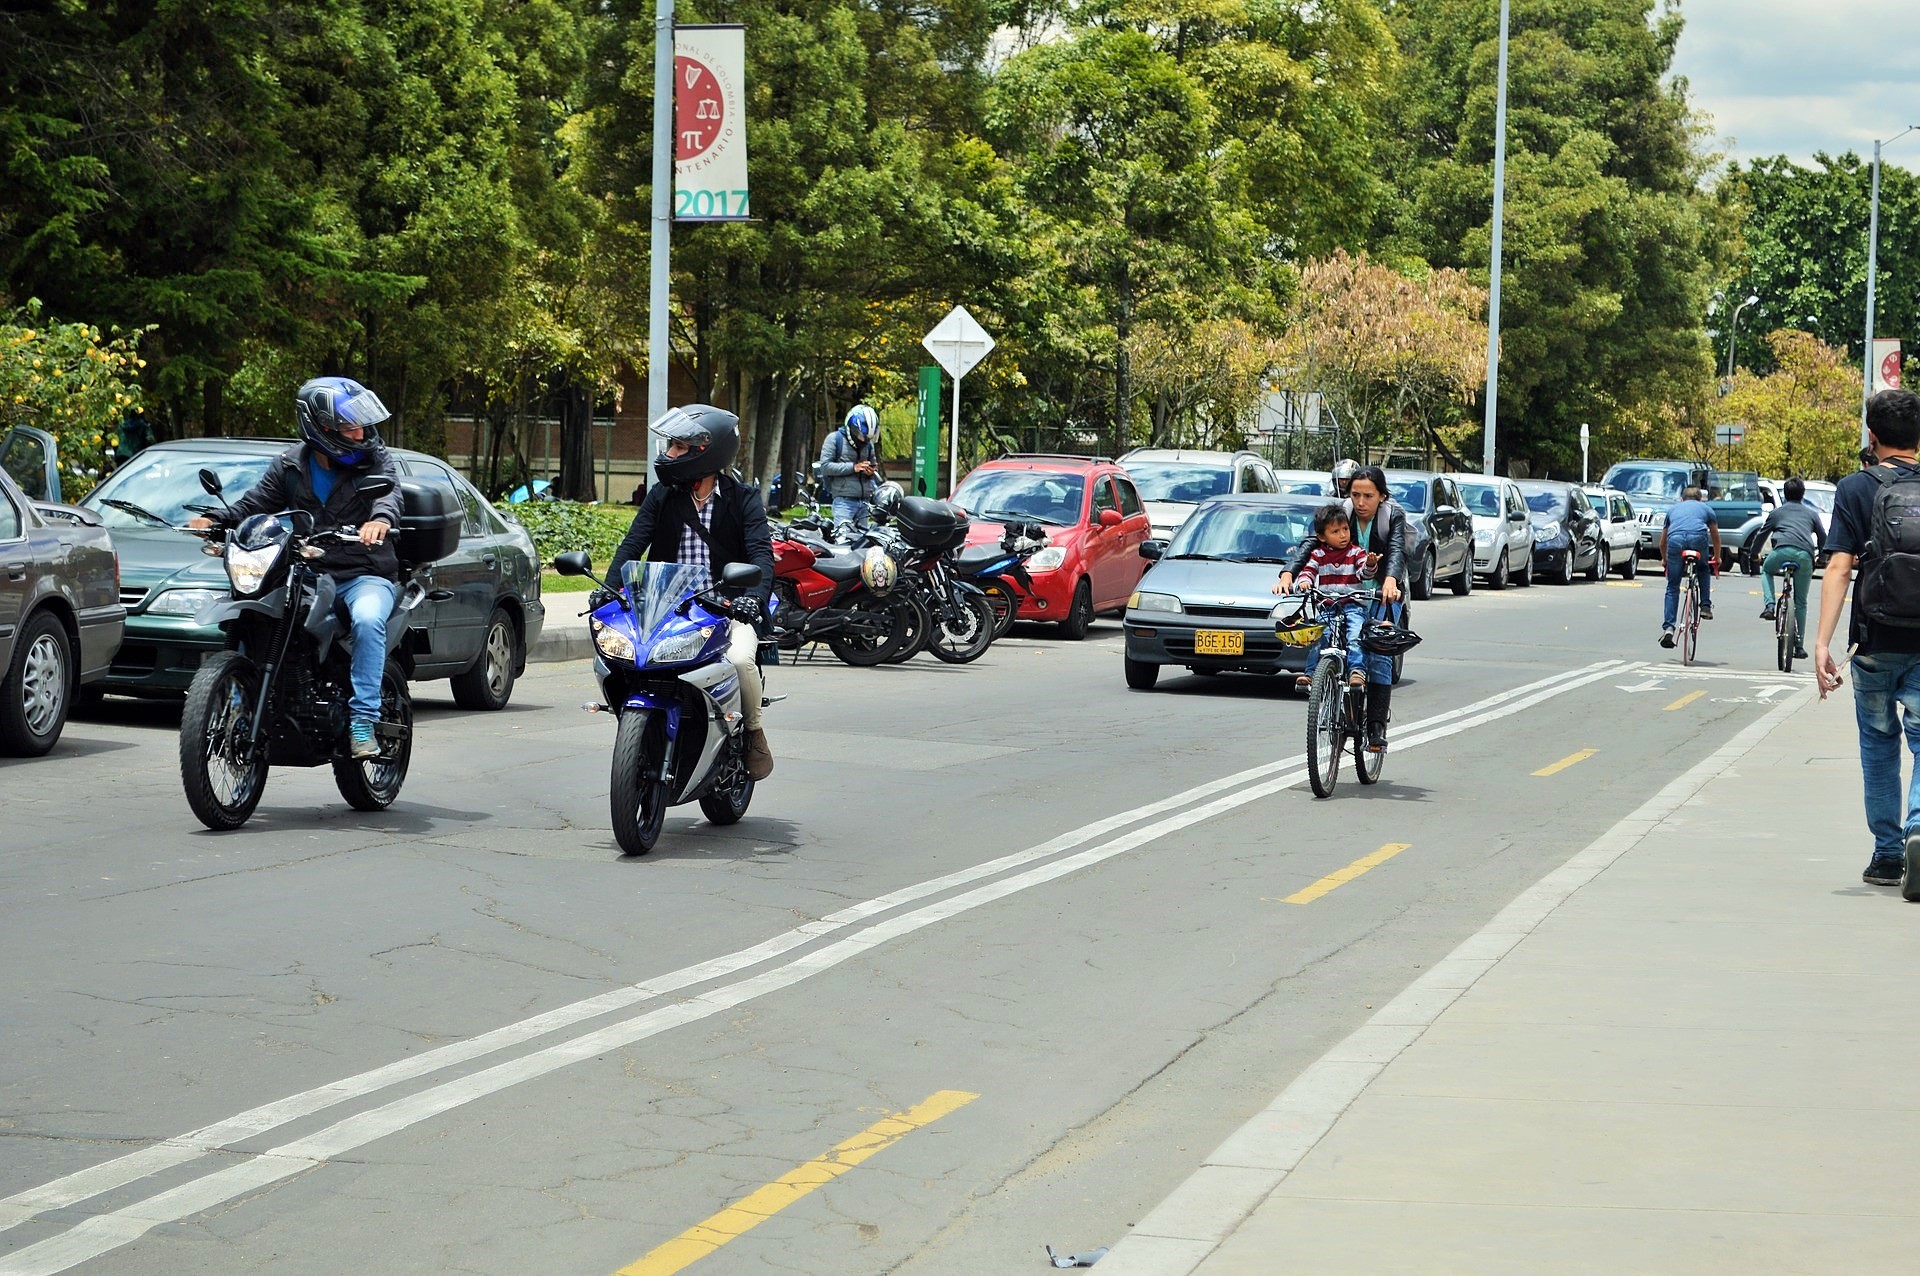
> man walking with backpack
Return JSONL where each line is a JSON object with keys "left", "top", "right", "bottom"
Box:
{"left": 1815, "top": 388, "right": 1920, "bottom": 886}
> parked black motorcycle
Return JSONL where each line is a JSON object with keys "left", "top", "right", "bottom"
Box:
{"left": 177, "top": 469, "right": 459, "bottom": 830}
{"left": 884, "top": 497, "right": 997, "bottom": 664}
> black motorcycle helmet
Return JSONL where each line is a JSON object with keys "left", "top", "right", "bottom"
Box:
{"left": 650, "top": 404, "right": 740, "bottom": 488}
{"left": 295, "top": 377, "right": 389, "bottom": 465}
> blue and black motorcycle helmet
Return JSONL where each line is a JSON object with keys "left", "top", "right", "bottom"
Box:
{"left": 651, "top": 404, "right": 741, "bottom": 489}
{"left": 295, "top": 377, "right": 390, "bottom": 465}
{"left": 844, "top": 403, "right": 878, "bottom": 446}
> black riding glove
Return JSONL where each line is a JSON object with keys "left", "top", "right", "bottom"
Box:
{"left": 587, "top": 587, "right": 620, "bottom": 610}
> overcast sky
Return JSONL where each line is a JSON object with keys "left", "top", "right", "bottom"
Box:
{"left": 1671, "top": 0, "right": 1920, "bottom": 168}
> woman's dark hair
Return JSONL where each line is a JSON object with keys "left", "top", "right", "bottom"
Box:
{"left": 1313, "top": 503, "right": 1351, "bottom": 536}
{"left": 1784, "top": 476, "right": 1805, "bottom": 502}
{"left": 1349, "top": 465, "right": 1389, "bottom": 497}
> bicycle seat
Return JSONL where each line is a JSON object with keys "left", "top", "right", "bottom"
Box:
{"left": 1681, "top": 549, "right": 1701, "bottom": 561}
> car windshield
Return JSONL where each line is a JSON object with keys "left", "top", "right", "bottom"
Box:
{"left": 1273, "top": 473, "right": 1333, "bottom": 496}
{"left": 1606, "top": 467, "right": 1687, "bottom": 499}
{"left": 81, "top": 450, "right": 276, "bottom": 528}
{"left": 1386, "top": 480, "right": 1429, "bottom": 513}
{"left": 951, "top": 470, "right": 1085, "bottom": 526}
{"left": 1522, "top": 490, "right": 1567, "bottom": 514}
{"left": 1455, "top": 482, "right": 1504, "bottom": 516}
{"left": 1168, "top": 505, "right": 1317, "bottom": 561}
{"left": 1126, "top": 462, "right": 1231, "bottom": 504}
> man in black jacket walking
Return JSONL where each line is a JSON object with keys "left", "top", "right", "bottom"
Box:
{"left": 608, "top": 405, "right": 778, "bottom": 779}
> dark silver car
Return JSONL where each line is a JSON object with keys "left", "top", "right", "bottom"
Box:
{"left": 71, "top": 437, "right": 543, "bottom": 707}
{"left": 0, "top": 427, "right": 124, "bottom": 755}
{"left": 1383, "top": 470, "right": 1475, "bottom": 599}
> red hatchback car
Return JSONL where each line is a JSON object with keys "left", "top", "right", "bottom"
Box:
{"left": 951, "top": 454, "right": 1154, "bottom": 638}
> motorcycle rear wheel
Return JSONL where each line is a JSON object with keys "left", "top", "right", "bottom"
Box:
{"left": 610, "top": 709, "right": 669, "bottom": 855}
{"left": 180, "top": 651, "right": 270, "bottom": 831}
{"left": 829, "top": 596, "right": 913, "bottom": 667}
{"left": 699, "top": 738, "right": 755, "bottom": 825}
{"left": 977, "top": 579, "right": 1020, "bottom": 638}
{"left": 333, "top": 661, "right": 413, "bottom": 811}
{"left": 930, "top": 591, "right": 996, "bottom": 664}
{"left": 884, "top": 593, "right": 935, "bottom": 663}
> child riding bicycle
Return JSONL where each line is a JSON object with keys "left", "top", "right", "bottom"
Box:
{"left": 1275, "top": 504, "right": 1373, "bottom": 691}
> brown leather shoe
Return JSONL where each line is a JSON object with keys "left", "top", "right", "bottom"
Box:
{"left": 744, "top": 728, "right": 773, "bottom": 781}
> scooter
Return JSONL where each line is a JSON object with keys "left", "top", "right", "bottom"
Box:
{"left": 554, "top": 552, "right": 770, "bottom": 856}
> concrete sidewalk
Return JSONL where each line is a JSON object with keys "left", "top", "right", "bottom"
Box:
{"left": 1102, "top": 686, "right": 1920, "bottom": 1275}
{"left": 529, "top": 595, "right": 594, "bottom": 663}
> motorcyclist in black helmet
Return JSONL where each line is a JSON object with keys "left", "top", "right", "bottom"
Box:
{"left": 607, "top": 405, "right": 778, "bottom": 779}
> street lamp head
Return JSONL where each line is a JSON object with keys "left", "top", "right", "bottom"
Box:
{"left": 1745, "top": 294, "right": 1760, "bottom": 307}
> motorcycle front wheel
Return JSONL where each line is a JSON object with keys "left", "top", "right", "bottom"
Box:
{"left": 180, "top": 651, "right": 271, "bottom": 830}
{"left": 610, "top": 709, "right": 669, "bottom": 855}
{"left": 828, "top": 596, "right": 913, "bottom": 667}
{"left": 334, "top": 660, "right": 413, "bottom": 811}
{"left": 930, "top": 591, "right": 996, "bottom": 664}
{"left": 884, "top": 593, "right": 936, "bottom": 663}
{"left": 977, "top": 579, "right": 1020, "bottom": 638}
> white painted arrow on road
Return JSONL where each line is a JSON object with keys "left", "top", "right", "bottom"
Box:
{"left": 1755, "top": 685, "right": 1794, "bottom": 700}
{"left": 1617, "top": 679, "right": 1668, "bottom": 692}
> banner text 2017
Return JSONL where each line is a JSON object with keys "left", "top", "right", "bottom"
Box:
{"left": 676, "top": 189, "right": 751, "bottom": 219}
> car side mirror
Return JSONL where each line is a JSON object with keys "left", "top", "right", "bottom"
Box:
{"left": 1613, "top": 513, "right": 1629, "bottom": 523}
{"left": 354, "top": 475, "right": 395, "bottom": 499}
{"left": 1098, "top": 508, "right": 1123, "bottom": 528}
{"left": 720, "top": 562, "right": 764, "bottom": 591}
{"left": 1436, "top": 504, "right": 1456, "bottom": 515}
{"left": 1140, "top": 540, "right": 1164, "bottom": 561}
{"left": 1509, "top": 510, "right": 1527, "bottom": 523}
{"left": 552, "top": 550, "right": 594, "bottom": 576}
{"left": 198, "top": 468, "right": 225, "bottom": 497}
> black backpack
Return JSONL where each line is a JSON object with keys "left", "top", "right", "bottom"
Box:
{"left": 1859, "top": 463, "right": 1920, "bottom": 628}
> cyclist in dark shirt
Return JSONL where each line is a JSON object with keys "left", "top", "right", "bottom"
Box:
{"left": 1752, "top": 478, "right": 1826, "bottom": 655}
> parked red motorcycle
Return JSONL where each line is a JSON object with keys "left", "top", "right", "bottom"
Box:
{"left": 768, "top": 527, "right": 920, "bottom": 666}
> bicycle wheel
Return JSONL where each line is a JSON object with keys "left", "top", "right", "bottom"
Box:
{"left": 1679, "top": 580, "right": 1698, "bottom": 666}
{"left": 1305, "top": 654, "right": 1344, "bottom": 799}
{"left": 1777, "top": 579, "right": 1797, "bottom": 674}
{"left": 1352, "top": 686, "right": 1385, "bottom": 785}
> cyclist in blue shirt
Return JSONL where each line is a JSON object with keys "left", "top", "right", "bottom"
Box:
{"left": 1658, "top": 486, "right": 1721, "bottom": 647}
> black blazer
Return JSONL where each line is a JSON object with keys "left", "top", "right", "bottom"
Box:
{"left": 608, "top": 474, "right": 777, "bottom": 606}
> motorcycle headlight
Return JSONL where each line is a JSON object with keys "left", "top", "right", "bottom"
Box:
{"left": 1128, "top": 590, "right": 1183, "bottom": 614}
{"left": 147, "top": 587, "right": 227, "bottom": 616}
{"left": 1029, "top": 546, "right": 1067, "bottom": 572}
{"left": 648, "top": 626, "right": 712, "bottom": 665}
{"left": 1534, "top": 520, "right": 1561, "bottom": 542}
{"left": 592, "top": 620, "right": 636, "bottom": 663}
{"left": 225, "top": 543, "right": 282, "bottom": 596}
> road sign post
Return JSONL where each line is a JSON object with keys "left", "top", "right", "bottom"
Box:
{"left": 914, "top": 366, "right": 942, "bottom": 497}
{"left": 921, "top": 306, "right": 995, "bottom": 497}
{"left": 1580, "top": 421, "right": 1590, "bottom": 484}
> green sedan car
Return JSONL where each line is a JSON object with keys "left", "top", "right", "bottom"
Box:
{"left": 76, "top": 438, "right": 543, "bottom": 708}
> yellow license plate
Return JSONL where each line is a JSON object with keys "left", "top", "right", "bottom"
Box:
{"left": 1194, "top": 629, "right": 1244, "bottom": 656}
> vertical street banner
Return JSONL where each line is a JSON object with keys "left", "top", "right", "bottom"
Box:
{"left": 1873, "top": 338, "right": 1903, "bottom": 394}
{"left": 673, "top": 25, "right": 749, "bottom": 221}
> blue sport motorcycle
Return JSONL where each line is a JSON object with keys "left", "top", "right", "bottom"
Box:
{"left": 553, "top": 553, "right": 769, "bottom": 855}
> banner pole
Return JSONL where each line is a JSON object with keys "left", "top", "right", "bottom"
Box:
{"left": 647, "top": 0, "right": 674, "bottom": 482}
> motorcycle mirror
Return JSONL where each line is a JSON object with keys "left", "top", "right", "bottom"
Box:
{"left": 721, "top": 562, "right": 764, "bottom": 591}
{"left": 354, "top": 475, "right": 395, "bottom": 498}
{"left": 198, "top": 468, "right": 225, "bottom": 497}
{"left": 552, "top": 551, "right": 594, "bottom": 576}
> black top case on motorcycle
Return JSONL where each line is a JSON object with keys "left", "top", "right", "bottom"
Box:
{"left": 893, "top": 496, "right": 969, "bottom": 551}
{"left": 395, "top": 478, "right": 462, "bottom": 570}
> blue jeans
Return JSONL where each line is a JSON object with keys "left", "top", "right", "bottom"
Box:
{"left": 1304, "top": 599, "right": 1399, "bottom": 686}
{"left": 1851, "top": 651, "right": 1920, "bottom": 861}
{"left": 1662, "top": 539, "right": 1713, "bottom": 629}
{"left": 337, "top": 575, "right": 398, "bottom": 723}
{"left": 831, "top": 497, "right": 871, "bottom": 532}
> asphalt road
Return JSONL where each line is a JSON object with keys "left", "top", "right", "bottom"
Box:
{"left": 0, "top": 570, "right": 1810, "bottom": 1275}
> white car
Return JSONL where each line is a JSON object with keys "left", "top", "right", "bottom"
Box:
{"left": 1118, "top": 448, "right": 1281, "bottom": 542}
{"left": 1581, "top": 484, "right": 1641, "bottom": 578}
{"left": 1448, "top": 474, "right": 1534, "bottom": 589}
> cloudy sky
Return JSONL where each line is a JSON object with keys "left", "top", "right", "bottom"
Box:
{"left": 1670, "top": 0, "right": 1920, "bottom": 167}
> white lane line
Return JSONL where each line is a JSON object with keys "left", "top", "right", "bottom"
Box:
{"left": 0, "top": 657, "right": 1628, "bottom": 1236}
{"left": 0, "top": 661, "right": 1630, "bottom": 1276}
{"left": 1095, "top": 687, "right": 1817, "bottom": 1276}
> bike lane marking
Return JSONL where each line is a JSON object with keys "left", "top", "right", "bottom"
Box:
{"left": 1531, "top": 748, "right": 1597, "bottom": 776}
{"left": 1664, "top": 690, "right": 1706, "bottom": 711}
{"left": 613, "top": 1090, "right": 977, "bottom": 1276}
{"left": 1279, "top": 844, "right": 1412, "bottom": 905}
{"left": 0, "top": 661, "right": 1636, "bottom": 1275}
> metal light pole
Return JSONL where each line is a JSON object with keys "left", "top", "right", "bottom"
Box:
{"left": 1480, "top": 0, "right": 1511, "bottom": 476}
{"left": 646, "top": 0, "right": 675, "bottom": 478}
{"left": 1863, "top": 125, "right": 1919, "bottom": 447}
{"left": 1725, "top": 293, "right": 1759, "bottom": 383}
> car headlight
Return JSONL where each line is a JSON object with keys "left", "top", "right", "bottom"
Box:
{"left": 648, "top": 626, "right": 712, "bottom": 665}
{"left": 592, "top": 619, "right": 636, "bottom": 663}
{"left": 146, "top": 588, "right": 228, "bottom": 617}
{"left": 1029, "top": 546, "right": 1067, "bottom": 571}
{"left": 225, "top": 543, "right": 282, "bottom": 596}
{"left": 1533, "top": 520, "right": 1561, "bottom": 542}
{"left": 1473, "top": 527, "right": 1494, "bottom": 545}
{"left": 1128, "top": 591, "right": 1183, "bottom": 614}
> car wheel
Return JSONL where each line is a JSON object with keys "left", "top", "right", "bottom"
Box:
{"left": 0, "top": 611, "right": 71, "bottom": 757}
{"left": 1587, "top": 539, "right": 1607, "bottom": 581}
{"left": 1622, "top": 551, "right": 1638, "bottom": 580}
{"left": 1060, "top": 578, "right": 1095, "bottom": 641}
{"left": 1450, "top": 551, "right": 1473, "bottom": 596}
{"left": 1124, "top": 657, "right": 1159, "bottom": 690}
{"left": 1514, "top": 548, "right": 1533, "bottom": 587}
{"left": 1721, "top": 548, "right": 1738, "bottom": 575}
{"left": 450, "top": 606, "right": 519, "bottom": 710}
{"left": 1412, "top": 551, "right": 1435, "bottom": 600}
{"left": 1488, "top": 553, "right": 1509, "bottom": 590}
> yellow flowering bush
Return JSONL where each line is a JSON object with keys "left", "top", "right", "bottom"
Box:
{"left": 0, "top": 300, "right": 153, "bottom": 499}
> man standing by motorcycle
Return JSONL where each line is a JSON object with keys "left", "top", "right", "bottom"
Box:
{"left": 818, "top": 404, "right": 881, "bottom": 531}
{"left": 608, "top": 405, "right": 778, "bottom": 780}
{"left": 188, "top": 377, "right": 403, "bottom": 759}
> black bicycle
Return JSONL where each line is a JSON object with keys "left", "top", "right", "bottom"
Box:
{"left": 1771, "top": 561, "right": 1798, "bottom": 673}
{"left": 1288, "top": 587, "right": 1420, "bottom": 799}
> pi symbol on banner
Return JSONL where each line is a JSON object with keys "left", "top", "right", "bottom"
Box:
{"left": 675, "top": 56, "right": 724, "bottom": 159}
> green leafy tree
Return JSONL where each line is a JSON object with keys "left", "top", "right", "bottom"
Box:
{"left": 1721, "top": 328, "right": 1861, "bottom": 481}
{"left": 0, "top": 301, "right": 151, "bottom": 498}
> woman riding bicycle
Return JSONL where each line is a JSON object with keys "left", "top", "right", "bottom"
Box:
{"left": 1276, "top": 466, "right": 1408, "bottom": 750}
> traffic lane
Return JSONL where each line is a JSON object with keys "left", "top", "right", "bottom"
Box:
{"left": 32, "top": 655, "right": 1794, "bottom": 1274}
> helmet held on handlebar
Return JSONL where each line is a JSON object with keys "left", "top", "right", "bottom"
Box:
{"left": 295, "top": 377, "right": 389, "bottom": 465}
{"left": 860, "top": 545, "right": 899, "bottom": 595}
{"left": 651, "top": 404, "right": 740, "bottom": 489}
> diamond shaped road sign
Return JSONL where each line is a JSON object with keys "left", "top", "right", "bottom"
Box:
{"left": 922, "top": 306, "right": 995, "bottom": 380}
